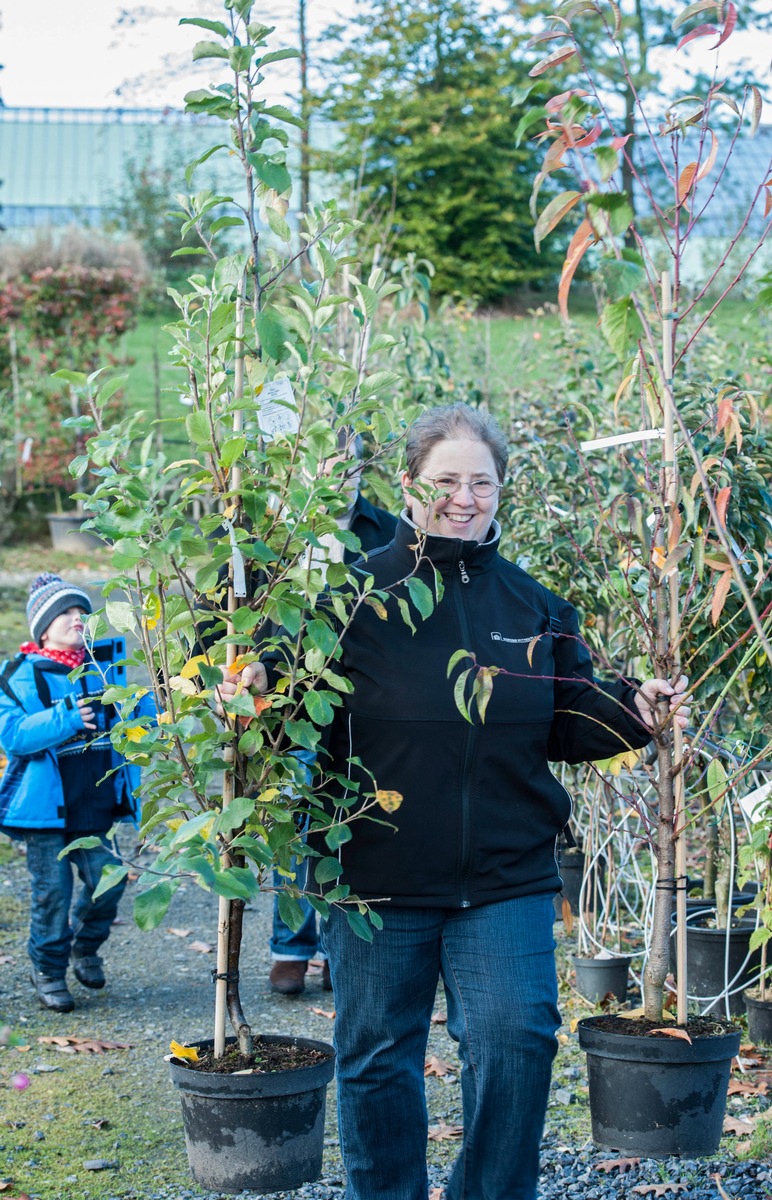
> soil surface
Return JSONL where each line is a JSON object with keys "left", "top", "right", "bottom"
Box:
{"left": 184, "top": 1039, "right": 332, "bottom": 1074}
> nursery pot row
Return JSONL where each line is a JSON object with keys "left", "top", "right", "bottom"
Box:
{"left": 669, "top": 910, "right": 761, "bottom": 1015}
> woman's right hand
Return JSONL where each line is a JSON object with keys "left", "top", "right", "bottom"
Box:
{"left": 215, "top": 662, "right": 268, "bottom": 715}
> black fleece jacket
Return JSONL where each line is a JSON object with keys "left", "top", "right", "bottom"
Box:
{"left": 301, "top": 517, "right": 651, "bottom": 909}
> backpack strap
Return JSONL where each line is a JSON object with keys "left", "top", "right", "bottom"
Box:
{"left": 542, "top": 585, "right": 563, "bottom": 638}
{"left": 0, "top": 655, "right": 27, "bottom": 710}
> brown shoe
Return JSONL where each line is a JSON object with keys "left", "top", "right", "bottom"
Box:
{"left": 269, "top": 960, "right": 307, "bottom": 995}
{"left": 321, "top": 960, "right": 333, "bottom": 992}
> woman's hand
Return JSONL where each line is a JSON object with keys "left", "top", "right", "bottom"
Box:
{"left": 215, "top": 662, "right": 268, "bottom": 716}
{"left": 634, "top": 675, "right": 691, "bottom": 731}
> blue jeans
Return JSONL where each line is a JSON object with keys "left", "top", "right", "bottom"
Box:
{"left": 24, "top": 831, "right": 127, "bottom": 977}
{"left": 271, "top": 856, "right": 324, "bottom": 960}
{"left": 324, "top": 893, "right": 559, "bottom": 1200}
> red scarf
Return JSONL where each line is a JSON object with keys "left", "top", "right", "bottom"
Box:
{"left": 19, "top": 642, "right": 86, "bottom": 670}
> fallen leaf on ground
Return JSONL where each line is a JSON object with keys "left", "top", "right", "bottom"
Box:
{"left": 728, "top": 1078, "right": 769, "bottom": 1096}
{"left": 167, "top": 928, "right": 191, "bottom": 938}
{"left": 0, "top": 1182, "right": 12, "bottom": 1191}
{"left": 431, "top": 1011, "right": 447, "bottom": 1024}
{"left": 429, "top": 1190, "right": 443, "bottom": 1200}
{"left": 424, "top": 1055, "right": 454, "bottom": 1077}
{"left": 38, "top": 1036, "right": 133, "bottom": 1053}
{"left": 428, "top": 1122, "right": 463, "bottom": 1141}
{"left": 169, "top": 1041, "right": 199, "bottom": 1062}
{"left": 631, "top": 1184, "right": 688, "bottom": 1196}
{"left": 311, "top": 1007, "right": 335, "bottom": 1020}
{"left": 0, "top": 955, "right": 13, "bottom": 965}
{"left": 723, "top": 1115, "right": 755, "bottom": 1136}
{"left": 596, "top": 1157, "right": 641, "bottom": 1172}
{"left": 650, "top": 1027, "right": 692, "bottom": 1043}
{"left": 557, "top": 1033, "right": 570, "bottom": 1046}
{"left": 711, "top": 1173, "right": 732, "bottom": 1200}
{"left": 86, "top": 1117, "right": 110, "bottom": 1129}
{"left": 188, "top": 941, "right": 212, "bottom": 954}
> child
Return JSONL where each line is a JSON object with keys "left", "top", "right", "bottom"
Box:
{"left": 0, "top": 574, "right": 145, "bottom": 1012}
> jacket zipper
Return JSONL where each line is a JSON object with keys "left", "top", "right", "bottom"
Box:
{"left": 454, "top": 547, "right": 475, "bottom": 905}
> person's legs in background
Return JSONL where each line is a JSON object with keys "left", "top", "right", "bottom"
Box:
{"left": 25, "top": 830, "right": 76, "bottom": 1011}
{"left": 269, "top": 855, "right": 322, "bottom": 994}
{"left": 69, "top": 833, "right": 128, "bottom": 988}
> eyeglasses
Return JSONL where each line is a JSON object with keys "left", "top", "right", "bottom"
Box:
{"left": 419, "top": 475, "right": 502, "bottom": 499}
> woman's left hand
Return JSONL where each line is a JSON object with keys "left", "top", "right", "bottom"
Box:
{"left": 634, "top": 675, "right": 691, "bottom": 731}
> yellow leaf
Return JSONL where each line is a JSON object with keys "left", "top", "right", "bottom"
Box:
{"left": 124, "top": 726, "right": 149, "bottom": 742}
{"left": 143, "top": 594, "right": 161, "bottom": 631}
{"left": 169, "top": 675, "right": 199, "bottom": 696}
{"left": 158, "top": 711, "right": 174, "bottom": 724}
{"left": 376, "top": 789, "right": 404, "bottom": 814}
{"left": 169, "top": 1040, "right": 199, "bottom": 1062}
{"left": 181, "top": 654, "right": 211, "bottom": 680}
{"left": 165, "top": 818, "right": 184, "bottom": 832}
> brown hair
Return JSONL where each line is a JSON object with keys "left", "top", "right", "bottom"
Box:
{"left": 405, "top": 404, "right": 508, "bottom": 482}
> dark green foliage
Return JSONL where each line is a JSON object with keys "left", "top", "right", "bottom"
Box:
{"left": 320, "top": 0, "right": 561, "bottom": 300}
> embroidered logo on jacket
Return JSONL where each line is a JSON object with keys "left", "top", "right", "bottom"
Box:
{"left": 490, "top": 632, "right": 536, "bottom": 644}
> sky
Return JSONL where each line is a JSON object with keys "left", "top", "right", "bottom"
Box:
{"left": 1, "top": 0, "right": 771, "bottom": 112}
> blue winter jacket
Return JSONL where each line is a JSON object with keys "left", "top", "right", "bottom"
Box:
{"left": 0, "top": 638, "right": 151, "bottom": 831}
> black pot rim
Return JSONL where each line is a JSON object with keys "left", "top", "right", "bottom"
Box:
{"left": 577, "top": 1015, "right": 741, "bottom": 1063}
{"left": 168, "top": 1033, "right": 336, "bottom": 1099}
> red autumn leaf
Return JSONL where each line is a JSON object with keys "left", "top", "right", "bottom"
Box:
{"left": 545, "top": 89, "right": 589, "bottom": 113}
{"left": 573, "top": 121, "right": 602, "bottom": 149}
{"left": 612, "top": 134, "right": 633, "bottom": 150}
{"left": 561, "top": 896, "right": 574, "bottom": 934}
{"left": 650, "top": 1027, "right": 692, "bottom": 1043}
{"left": 723, "top": 1114, "right": 755, "bottom": 1136}
{"left": 424, "top": 1055, "right": 454, "bottom": 1077}
{"left": 716, "top": 393, "right": 734, "bottom": 431}
{"left": 676, "top": 23, "right": 718, "bottom": 50}
{"left": 696, "top": 128, "right": 719, "bottom": 182}
{"left": 558, "top": 219, "right": 595, "bottom": 320}
{"left": 715, "top": 485, "right": 731, "bottom": 528}
{"left": 728, "top": 1078, "right": 769, "bottom": 1095}
{"left": 37, "top": 1035, "right": 133, "bottom": 1053}
{"left": 428, "top": 1122, "right": 464, "bottom": 1141}
{"left": 712, "top": 2, "right": 737, "bottom": 47}
{"left": 529, "top": 46, "right": 577, "bottom": 77}
{"left": 677, "top": 162, "right": 698, "bottom": 205}
{"left": 711, "top": 568, "right": 733, "bottom": 626}
{"left": 188, "top": 940, "right": 213, "bottom": 954}
{"left": 597, "top": 1157, "right": 641, "bottom": 1172}
{"left": 311, "top": 1007, "right": 336, "bottom": 1020}
{"left": 765, "top": 187, "right": 772, "bottom": 220}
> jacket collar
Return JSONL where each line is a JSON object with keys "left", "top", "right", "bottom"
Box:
{"left": 391, "top": 512, "right": 501, "bottom": 576}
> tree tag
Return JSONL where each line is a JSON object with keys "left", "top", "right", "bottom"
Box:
{"left": 256, "top": 377, "right": 300, "bottom": 440}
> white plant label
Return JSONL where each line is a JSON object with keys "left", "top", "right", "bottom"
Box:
{"left": 257, "top": 378, "right": 300, "bottom": 440}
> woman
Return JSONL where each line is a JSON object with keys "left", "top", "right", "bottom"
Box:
{"left": 229, "top": 404, "right": 689, "bottom": 1200}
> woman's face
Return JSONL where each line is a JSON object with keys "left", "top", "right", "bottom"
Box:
{"left": 41, "top": 606, "right": 87, "bottom": 652}
{"left": 401, "top": 436, "right": 500, "bottom": 542}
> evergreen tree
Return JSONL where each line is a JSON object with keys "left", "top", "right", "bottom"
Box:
{"left": 320, "top": 0, "right": 560, "bottom": 301}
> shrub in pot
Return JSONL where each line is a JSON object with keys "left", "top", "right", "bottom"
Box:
{"left": 63, "top": 6, "right": 435, "bottom": 1192}
{"left": 516, "top": 0, "right": 772, "bottom": 1157}
{"left": 739, "top": 776, "right": 772, "bottom": 1043}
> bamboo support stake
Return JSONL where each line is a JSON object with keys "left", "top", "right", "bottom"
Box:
{"left": 213, "top": 283, "right": 246, "bottom": 1058}
{"left": 662, "top": 271, "right": 688, "bottom": 1025}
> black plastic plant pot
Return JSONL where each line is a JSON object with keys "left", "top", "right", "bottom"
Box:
{"left": 744, "top": 990, "right": 772, "bottom": 1046}
{"left": 168, "top": 1035, "right": 336, "bottom": 1194}
{"left": 571, "top": 955, "right": 632, "bottom": 1004}
{"left": 670, "top": 911, "right": 761, "bottom": 1016}
{"left": 577, "top": 1016, "right": 741, "bottom": 1158}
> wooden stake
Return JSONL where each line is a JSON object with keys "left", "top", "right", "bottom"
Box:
{"left": 213, "top": 281, "right": 246, "bottom": 1058}
{"left": 662, "top": 271, "right": 688, "bottom": 1025}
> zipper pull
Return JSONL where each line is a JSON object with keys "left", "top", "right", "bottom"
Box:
{"left": 458, "top": 560, "right": 470, "bottom": 584}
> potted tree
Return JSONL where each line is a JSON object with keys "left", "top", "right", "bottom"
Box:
{"left": 63, "top": 5, "right": 432, "bottom": 1193}
{"left": 740, "top": 775, "right": 772, "bottom": 1043}
{"left": 513, "top": 0, "right": 772, "bottom": 1157}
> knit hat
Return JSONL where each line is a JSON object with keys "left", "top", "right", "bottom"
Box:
{"left": 27, "top": 574, "right": 92, "bottom": 644}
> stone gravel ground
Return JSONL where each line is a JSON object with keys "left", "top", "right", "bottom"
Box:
{"left": 2, "top": 832, "right": 772, "bottom": 1200}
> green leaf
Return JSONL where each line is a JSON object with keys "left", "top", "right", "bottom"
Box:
{"left": 186, "top": 410, "right": 211, "bottom": 446}
{"left": 277, "top": 889, "right": 306, "bottom": 932}
{"left": 324, "top": 823, "right": 353, "bottom": 851}
{"left": 92, "top": 863, "right": 129, "bottom": 901}
{"left": 58, "top": 835, "right": 103, "bottom": 857}
{"left": 262, "top": 103, "right": 304, "bottom": 129}
{"left": 285, "top": 718, "right": 321, "bottom": 750}
{"left": 213, "top": 251, "right": 250, "bottom": 291}
{"left": 749, "top": 926, "right": 772, "bottom": 952}
{"left": 598, "top": 253, "right": 646, "bottom": 301}
{"left": 447, "top": 649, "right": 474, "bottom": 677}
{"left": 220, "top": 435, "right": 247, "bottom": 469}
{"left": 600, "top": 297, "right": 643, "bottom": 359}
{"left": 534, "top": 191, "right": 582, "bottom": 252}
{"left": 105, "top": 600, "right": 138, "bottom": 635}
{"left": 587, "top": 192, "right": 634, "bottom": 237}
{"left": 193, "top": 40, "right": 229, "bottom": 61}
{"left": 594, "top": 145, "right": 619, "bottom": 184}
{"left": 229, "top": 44, "right": 255, "bottom": 72}
{"left": 257, "top": 48, "right": 300, "bottom": 68}
{"left": 215, "top": 795, "right": 256, "bottom": 836}
{"left": 315, "top": 856, "right": 344, "bottom": 884}
{"left": 453, "top": 668, "right": 473, "bottom": 723}
{"left": 212, "top": 865, "right": 258, "bottom": 900}
{"left": 179, "top": 17, "right": 229, "bottom": 37}
{"left": 707, "top": 758, "right": 728, "bottom": 805}
{"left": 345, "top": 909, "right": 374, "bottom": 942}
{"left": 406, "top": 577, "right": 434, "bottom": 620}
{"left": 304, "top": 688, "right": 335, "bottom": 726}
{"left": 134, "top": 881, "right": 176, "bottom": 931}
{"left": 255, "top": 309, "right": 289, "bottom": 360}
{"left": 397, "top": 596, "right": 416, "bottom": 635}
{"left": 250, "top": 155, "right": 292, "bottom": 195}
{"left": 266, "top": 205, "right": 292, "bottom": 242}
{"left": 169, "top": 810, "right": 217, "bottom": 847}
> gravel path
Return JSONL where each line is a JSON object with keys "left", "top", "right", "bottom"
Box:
{"left": 2, "top": 832, "right": 771, "bottom": 1200}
